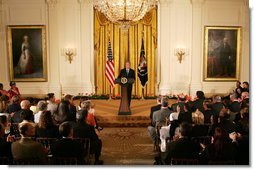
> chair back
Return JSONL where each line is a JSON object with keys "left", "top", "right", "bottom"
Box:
{"left": 208, "top": 160, "right": 235, "bottom": 165}
{"left": 12, "top": 159, "right": 42, "bottom": 165}
{"left": 36, "top": 138, "right": 58, "bottom": 154}
{"left": 54, "top": 157, "right": 78, "bottom": 165}
{"left": 73, "top": 138, "right": 91, "bottom": 164}
{"left": 0, "top": 157, "right": 10, "bottom": 165}
{"left": 171, "top": 158, "right": 199, "bottom": 165}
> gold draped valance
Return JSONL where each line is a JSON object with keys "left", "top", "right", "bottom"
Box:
{"left": 94, "top": 8, "right": 157, "bottom": 97}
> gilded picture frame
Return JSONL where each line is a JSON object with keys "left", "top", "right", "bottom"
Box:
{"left": 203, "top": 26, "right": 241, "bottom": 81}
{"left": 7, "top": 25, "right": 47, "bottom": 82}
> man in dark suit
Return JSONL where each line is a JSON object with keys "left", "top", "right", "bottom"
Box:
{"left": 149, "top": 96, "right": 162, "bottom": 126}
{"left": 73, "top": 110, "right": 103, "bottom": 165}
{"left": 161, "top": 122, "right": 201, "bottom": 164}
{"left": 51, "top": 121, "right": 85, "bottom": 164}
{"left": 117, "top": 61, "right": 136, "bottom": 106}
{"left": 211, "top": 95, "right": 224, "bottom": 124}
{"left": 12, "top": 100, "right": 34, "bottom": 123}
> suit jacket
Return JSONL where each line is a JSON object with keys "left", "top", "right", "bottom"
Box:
{"left": 229, "top": 101, "right": 240, "bottom": 113}
{"left": 162, "top": 137, "right": 200, "bottom": 164}
{"left": 73, "top": 122, "right": 99, "bottom": 141}
{"left": 12, "top": 109, "right": 34, "bottom": 123}
{"left": 117, "top": 68, "right": 136, "bottom": 80}
{"left": 11, "top": 138, "right": 47, "bottom": 163}
{"left": 190, "top": 99, "right": 205, "bottom": 113}
{"left": 35, "top": 125, "right": 60, "bottom": 139}
{"left": 178, "top": 111, "right": 192, "bottom": 124}
{"left": 0, "top": 138, "right": 12, "bottom": 158}
{"left": 211, "top": 102, "right": 224, "bottom": 123}
{"left": 152, "top": 108, "right": 172, "bottom": 126}
{"left": 51, "top": 138, "right": 85, "bottom": 159}
{"left": 6, "top": 103, "right": 21, "bottom": 114}
{"left": 150, "top": 104, "right": 161, "bottom": 125}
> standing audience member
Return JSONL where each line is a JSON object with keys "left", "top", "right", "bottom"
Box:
{"left": 64, "top": 94, "right": 76, "bottom": 121}
{"left": 211, "top": 95, "right": 224, "bottom": 124}
{"left": 203, "top": 100, "right": 213, "bottom": 124}
{"left": 11, "top": 122, "right": 47, "bottom": 164}
{"left": 8, "top": 82, "right": 21, "bottom": 99}
{"left": 73, "top": 109, "right": 103, "bottom": 165}
{"left": 178, "top": 103, "right": 192, "bottom": 124}
{"left": 234, "top": 81, "right": 243, "bottom": 99}
{"left": 149, "top": 96, "right": 162, "bottom": 126}
{"left": 34, "top": 101, "right": 47, "bottom": 124}
{"left": 51, "top": 121, "right": 85, "bottom": 164}
{"left": 242, "top": 81, "right": 249, "bottom": 93}
{"left": 35, "top": 111, "right": 60, "bottom": 139}
{"left": 46, "top": 93, "right": 58, "bottom": 115}
{"left": 147, "top": 97, "right": 172, "bottom": 143}
{"left": 191, "top": 91, "right": 205, "bottom": 113}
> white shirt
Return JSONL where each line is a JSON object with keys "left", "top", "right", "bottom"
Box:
{"left": 34, "top": 111, "right": 43, "bottom": 123}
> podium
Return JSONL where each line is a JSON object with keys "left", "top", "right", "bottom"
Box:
{"left": 115, "top": 77, "right": 134, "bottom": 115}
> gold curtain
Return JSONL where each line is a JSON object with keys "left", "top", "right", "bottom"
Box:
{"left": 94, "top": 8, "right": 157, "bottom": 97}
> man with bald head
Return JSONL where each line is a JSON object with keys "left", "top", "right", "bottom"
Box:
{"left": 12, "top": 100, "right": 34, "bottom": 123}
{"left": 11, "top": 122, "right": 47, "bottom": 164}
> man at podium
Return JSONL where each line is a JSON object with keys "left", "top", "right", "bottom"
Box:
{"left": 117, "top": 61, "right": 136, "bottom": 106}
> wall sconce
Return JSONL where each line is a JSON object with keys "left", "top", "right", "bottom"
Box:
{"left": 174, "top": 48, "right": 188, "bottom": 64}
{"left": 62, "top": 48, "right": 76, "bottom": 64}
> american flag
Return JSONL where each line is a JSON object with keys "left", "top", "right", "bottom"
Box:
{"left": 105, "top": 40, "right": 115, "bottom": 87}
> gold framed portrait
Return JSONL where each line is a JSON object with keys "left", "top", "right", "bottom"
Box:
{"left": 7, "top": 25, "right": 47, "bottom": 82}
{"left": 203, "top": 26, "right": 241, "bottom": 81}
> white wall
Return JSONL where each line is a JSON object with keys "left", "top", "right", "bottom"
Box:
{"left": 158, "top": 0, "right": 250, "bottom": 97}
{"left": 0, "top": 0, "right": 250, "bottom": 98}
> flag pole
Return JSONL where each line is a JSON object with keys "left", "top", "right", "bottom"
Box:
{"left": 141, "top": 30, "right": 145, "bottom": 100}
{"left": 107, "top": 29, "right": 112, "bottom": 100}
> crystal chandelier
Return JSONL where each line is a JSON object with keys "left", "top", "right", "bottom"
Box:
{"left": 94, "top": 0, "right": 158, "bottom": 29}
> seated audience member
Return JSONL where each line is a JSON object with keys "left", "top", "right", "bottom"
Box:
{"left": 34, "top": 101, "right": 47, "bottom": 124}
{"left": 73, "top": 110, "right": 103, "bottom": 165}
{"left": 11, "top": 122, "right": 47, "bottom": 163}
{"left": 78, "top": 96, "right": 89, "bottom": 110}
{"left": 178, "top": 103, "right": 192, "bottom": 124}
{"left": 12, "top": 100, "right": 34, "bottom": 123}
{"left": 51, "top": 121, "right": 85, "bottom": 164}
{"left": 161, "top": 122, "right": 201, "bottom": 164}
{"left": 80, "top": 100, "right": 103, "bottom": 131}
{"left": 8, "top": 82, "right": 21, "bottom": 99}
{"left": 230, "top": 120, "right": 249, "bottom": 165}
{"left": 203, "top": 100, "right": 213, "bottom": 124}
{"left": 53, "top": 100, "right": 73, "bottom": 125}
{"left": 0, "top": 83, "right": 9, "bottom": 97}
{"left": 6, "top": 96, "right": 21, "bottom": 114}
{"left": 200, "top": 127, "right": 236, "bottom": 164}
{"left": 46, "top": 93, "right": 58, "bottom": 115}
{"left": 190, "top": 91, "right": 205, "bottom": 113}
{"left": 147, "top": 97, "right": 172, "bottom": 143}
{"left": 64, "top": 94, "right": 76, "bottom": 121}
{"left": 234, "top": 81, "right": 243, "bottom": 99}
{"left": 0, "top": 115, "right": 10, "bottom": 136}
{"left": 149, "top": 96, "right": 162, "bottom": 126}
{"left": 35, "top": 111, "right": 60, "bottom": 139}
{"left": 171, "top": 94, "right": 186, "bottom": 113}
{"left": 236, "top": 107, "right": 249, "bottom": 136}
{"left": 242, "top": 81, "right": 249, "bottom": 93}
{"left": 192, "top": 109, "right": 204, "bottom": 125}
{"left": 211, "top": 95, "right": 224, "bottom": 124}
{"left": 0, "top": 123, "right": 13, "bottom": 159}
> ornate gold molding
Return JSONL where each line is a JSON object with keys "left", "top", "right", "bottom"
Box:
{"left": 46, "top": 0, "right": 58, "bottom": 8}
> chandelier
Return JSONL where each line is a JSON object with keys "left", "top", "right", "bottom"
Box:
{"left": 94, "top": 0, "right": 158, "bottom": 29}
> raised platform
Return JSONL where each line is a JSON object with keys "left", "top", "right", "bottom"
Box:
{"left": 86, "top": 99, "right": 176, "bottom": 127}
